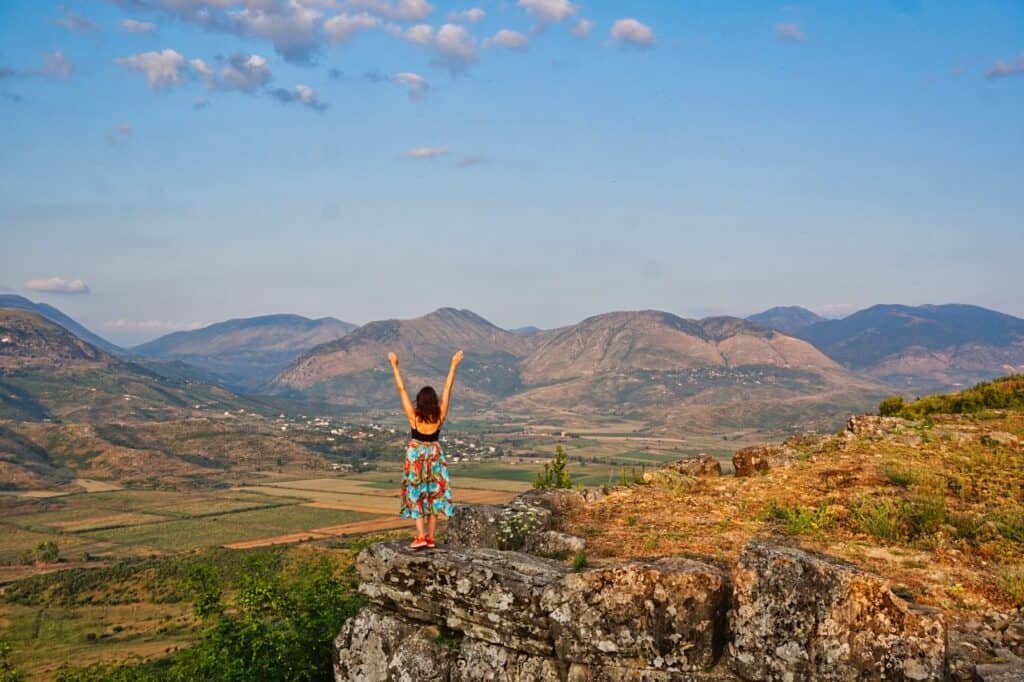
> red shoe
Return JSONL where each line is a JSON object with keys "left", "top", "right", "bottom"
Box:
{"left": 409, "top": 536, "right": 428, "bottom": 549}
{"left": 425, "top": 537, "right": 436, "bottom": 549}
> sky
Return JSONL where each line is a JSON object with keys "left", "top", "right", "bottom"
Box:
{"left": 1, "top": 0, "right": 1022, "bottom": 346}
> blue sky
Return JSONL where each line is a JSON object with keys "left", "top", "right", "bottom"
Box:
{"left": 1, "top": 0, "right": 1022, "bottom": 346}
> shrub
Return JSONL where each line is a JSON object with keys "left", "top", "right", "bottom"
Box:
{"left": 850, "top": 493, "right": 947, "bottom": 542}
{"left": 882, "top": 463, "right": 916, "bottom": 487}
{"left": 571, "top": 552, "right": 588, "bottom": 572}
{"left": 767, "top": 501, "right": 833, "bottom": 536}
{"left": 851, "top": 498, "right": 901, "bottom": 542}
{"left": 903, "top": 493, "right": 946, "bottom": 539}
{"left": 0, "top": 639, "right": 26, "bottom": 682}
{"left": 999, "top": 565, "right": 1024, "bottom": 607}
{"left": 532, "top": 445, "right": 572, "bottom": 489}
{"left": 879, "top": 395, "right": 905, "bottom": 417}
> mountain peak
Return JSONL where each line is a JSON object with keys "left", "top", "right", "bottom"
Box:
{"left": 747, "top": 306, "right": 824, "bottom": 336}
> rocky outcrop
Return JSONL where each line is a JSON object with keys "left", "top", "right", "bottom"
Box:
{"left": 732, "top": 444, "right": 799, "bottom": 477}
{"left": 445, "top": 489, "right": 595, "bottom": 552}
{"left": 337, "top": 541, "right": 733, "bottom": 680}
{"left": 664, "top": 454, "right": 722, "bottom": 477}
{"left": 727, "top": 542, "right": 947, "bottom": 681}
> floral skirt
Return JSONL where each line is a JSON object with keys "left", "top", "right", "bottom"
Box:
{"left": 400, "top": 441, "right": 454, "bottom": 519}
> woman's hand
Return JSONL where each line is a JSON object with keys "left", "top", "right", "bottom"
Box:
{"left": 388, "top": 352, "right": 399, "bottom": 367}
{"left": 451, "top": 350, "right": 464, "bottom": 367}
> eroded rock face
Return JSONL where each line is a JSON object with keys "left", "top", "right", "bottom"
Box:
{"left": 732, "top": 444, "right": 799, "bottom": 477}
{"left": 728, "top": 541, "right": 947, "bottom": 681}
{"left": 665, "top": 455, "right": 723, "bottom": 477}
{"left": 847, "top": 415, "right": 915, "bottom": 438}
{"left": 357, "top": 541, "right": 564, "bottom": 655}
{"left": 452, "top": 639, "right": 564, "bottom": 681}
{"left": 333, "top": 606, "right": 452, "bottom": 681}
{"left": 541, "top": 557, "right": 731, "bottom": 672}
{"left": 522, "top": 530, "right": 586, "bottom": 558}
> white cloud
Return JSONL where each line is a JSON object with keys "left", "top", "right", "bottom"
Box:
{"left": 571, "top": 18, "right": 593, "bottom": 38}
{"left": 395, "top": 22, "right": 477, "bottom": 71}
{"left": 234, "top": 3, "right": 323, "bottom": 62}
{"left": 116, "top": 49, "right": 187, "bottom": 89}
{"left": 42, "top": 51, "right": 74, "bottom": 79}
{"left": 484, "top": 29, "right": 529, "bottom": 50}
{"left": 611, "top": 18, "right": 655, "bottom": 47}
{"left": 397, "top": 0, "right": 433, "bottom": 21}
{"left": 449, "top": 8, "right": 485, "bottom": 23}
{"left": 406, "top": 146, "right": 447, "bottom": 159}
{"left": 25, "top": 277, "right": 90, "bottom": 295}
{"left": 774, "top": 23, "right": 806, "bottom": 43}
{"left": 393, "top": 71, "right": 428, "bottom": 99}
{"left": 985, "top": 56, "right": 1024, "bottom": 80}
{"left": 324, "top": 12, "right": 380, "bottom": 43}
{"left": 517, "top": 0, "right": 577, "bottom": 23}
{"left": 271, "top": 83, "right": 328, "bottom": 110}
{"left": 121, "top": 19, "right": 157, "bottom": 35}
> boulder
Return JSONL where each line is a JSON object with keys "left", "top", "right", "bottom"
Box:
{"left": 522, "top": 530, "right": 586, "bottom": 558}
{"left": 665, "top": 455, "right": 722, "bottom": 477}
{"left": 847, "top": 415, "right": 914, "bottom": 439}
{"left": 356, "top": 541, "right": 565, "bottom": 655}
{"left": 452, "top": 639, "right": 564, "bottom": 681}
{"left": 542, "top": 557, "right": 731, "bottom": 672}
{"left": 728, "top": 541, "right": 947, "bottom": 681}
{"left": 446, "top": 500, "right": 553, "bottom": 551}
{"left": 732, "top": 444, "right": 799, "bottom": 477}
{"left": 333, "top": 606, "right": 452, "bottom": 681}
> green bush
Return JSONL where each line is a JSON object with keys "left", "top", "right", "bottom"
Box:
{"left": 851, "top": 493, "right": 947, "bottom": 543}
{"left": 882, "top": 463, "right": 916, "bottom": 488}
{"left": 766, "top": 502, "right": 833, "bottom": 536}
{"left": 851, "top": 498, "right": 901, "bottom": 542}
{"left": 571, "top": 552, "right": 588, "bottom": 572}
{"left": 0, "top": 639, "right": 26, "bottom": 682}
{"left": 879, "top": 395, "right": 905, "bottom": 417}
{"left": 893, "top": 375, "right": 1024, "bottom": 419}
{"left": 532, "top": 445, "right": 573, "bottom": 489}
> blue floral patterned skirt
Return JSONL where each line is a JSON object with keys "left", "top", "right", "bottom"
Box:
{"left": 400, "top": 441, "right": 454, "bottom": 519}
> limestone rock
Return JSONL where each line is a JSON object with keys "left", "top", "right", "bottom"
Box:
{"left": 542, "top": 557, "right": 731, "bottom": 672}
{"left": 333, "top": 606, "right": 452, "bottom": 681}
{"left": 445, "top": 502, "right": 552, "bottom": 551}
{"left": 728, "top": 541, "right": 947, "bottom": 681}
{"left": 665, "top": 455, "right": 722, "bottom": 477}
{"left": 356, "top": 541, "right": 564, "bottom": 656}
{"left": 982, "top": 431, "right": 1021, "bottom": 448}
{"left": 975, "top": 661, "right": 1024, "bottom": 682}
{"left": 847, "top": 415, "right": 915, "bottom": 439}
{"left": 452, "top": 639, "right": 564, "bottom": 681}
{"left": 732, "top": 444, "right": 799, "bottom": 477}
{"left": 522, "top": 530, "right": 586, "bottom": 558}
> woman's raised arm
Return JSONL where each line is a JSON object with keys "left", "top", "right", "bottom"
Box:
{"left": 439, "top": 350, "right": 464, "bottom": 424}
{"left": 388, "top": 352, "right": 416, "bottom": 424}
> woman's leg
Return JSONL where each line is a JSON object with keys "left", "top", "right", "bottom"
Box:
{"left": 426, "top": 515, "right": 437, "bottom": 540}
{"left": 415, "top": 515, "right": 425, "bottom": 539}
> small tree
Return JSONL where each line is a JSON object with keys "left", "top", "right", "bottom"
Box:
{"left": 0, "top": 639, "right": 26, "bottom": 682}
{"left": 532, "top": 445, "right": 573, "bottom": 489}
{"left": 35, "top": 541, "right": 59, "bottom": 563}
{"left": 879, "top": 395, "right": 905, "bottom": 417}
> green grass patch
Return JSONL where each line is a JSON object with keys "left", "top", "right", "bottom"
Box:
{"left": 766, "top": 501, "right": 833, "bottom": 536}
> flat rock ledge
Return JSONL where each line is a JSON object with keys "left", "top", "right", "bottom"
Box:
{"left": 337, "top": 539, "right": 947, "bottom": 681}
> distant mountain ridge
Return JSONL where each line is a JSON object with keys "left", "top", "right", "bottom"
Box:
{"left": 794, "top": 304, "right": 1024, "bottom": 392}
{"left": 134, "top": 314, "right": 357, "bottom": 389}
{"left": 746, "top": 306, "right": 824, "bottom": 335}
{"left": 0, "top": 294, "right": 123, "bottom": 356}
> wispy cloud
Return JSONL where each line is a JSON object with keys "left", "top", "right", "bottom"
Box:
{"left": 121, "top": 19, "right": 157, "bottom": 35}
{"left": 393, "top": 22, "right": 478, "bottom": 72}
{"left": 42, "top": 51, "right": 74, "bottom": 79}
{"left": 55, "top": 8, "right": 98, "bottom": 34}
{"left": 25, "top": 277, "right": 90, "bottom": 295}
{"left": 103, "top": 319, "right": 206, "bottom": 333}
{"left": 344, "top": 0, "right": 433, "bottom": 21}
{"left": 571, "top": 19, "right": 593, "bottom": 38}
{"left": 192, "top": 53, "right": 271, "bottom": 93}
{"left": 985, "top": 56, "right": 1024, "bottom": 80}
{"left": 611, "top": 18, "right": 655, "bottom": 47}
{"left": 407, "top": 146, "right": 447, "bottom": 159}
{"left": 393, "top": 71, "right": 429, "bottom": 99}
{"left": 484, "top": 29, "right": 529, "bottom": 50}
{"left": 324, "top": 12, "right": 380, "bottom": 44}
{"left": 774, "top": 23, "right": 806, "bottom": 43}
{"left": 449, "top": 8, "right": 485, "bottom": 24}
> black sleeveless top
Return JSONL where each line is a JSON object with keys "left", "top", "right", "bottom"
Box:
{"left": 410, "top": 424, "right": 441, "bottom": 442}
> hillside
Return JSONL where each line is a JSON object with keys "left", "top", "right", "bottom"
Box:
{"left": 797, "top": 304, "right": 1024, "bottom": 392}
{"left": 746, "top": 305, "right": 824, "bottom": 335}
{"left": 134, "top": 314, "right": 357, "bottom": 389}
{"left": 272, "top": 308, "right": 882, "bottom": 433}
{"left": 0, "top": 309, "right": 281, "bottom": 423}
{"left": 0, "top": 295, "right": 123, "bottom": 356}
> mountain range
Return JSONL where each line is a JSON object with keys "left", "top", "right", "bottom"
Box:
{"left": 745, "top": 304, "right": 1024, "bottom": 392}
{"left": 133, "top": 314, "right": 357, "bottom": 389}
{"left": 2, "top": 297, "right": 1023, "bottom": 433}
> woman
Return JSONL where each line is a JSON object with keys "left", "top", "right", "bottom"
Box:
{"left": 388, "top": 349, "right": 462, "bottom": 549}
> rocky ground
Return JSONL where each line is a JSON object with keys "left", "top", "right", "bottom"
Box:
{"left": 335, "top": 408, "right": 1024, "bottom": 680}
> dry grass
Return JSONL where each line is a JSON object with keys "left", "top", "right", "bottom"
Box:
{"left": 563, "top": 411, "right": 1024, "bottom": 619}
